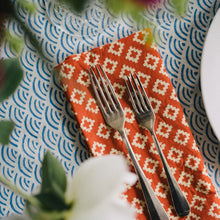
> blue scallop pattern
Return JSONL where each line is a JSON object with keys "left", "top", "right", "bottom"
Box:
{"left": 0, "top": 0, "right": 220, "bottom": 217}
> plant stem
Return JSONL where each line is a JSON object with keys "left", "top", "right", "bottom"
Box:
{"left": 0, "top": 174, "right": 41, "bottom": 209}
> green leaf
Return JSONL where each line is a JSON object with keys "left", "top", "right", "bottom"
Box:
{"left": 103, "top": 0, "right": 153, "bottom": 28}
{"left": 41, "top": 151, "right": 67, "bottom": 195}
{"left": 56, "top": 0, "right": 89, "bottom": 12}
{"left": 26, "top": 201, "right": 69, "bottom": 220}
{"left": 0, "top": 58, "right": 23, "bottom": 102}
{"left": 17, "top": 0, "right": 37, "bottom": 13}
{"left": 4, "top": 1, "right": 45, "bottom": 58}
{"left": 35, "top": 151, "right": 69, "bottom": 211}
{"left": 35, "top": 189, "right": 69, "bottom": 211}
{"left": 4, "top": 31, "right": 24, "bottom": 54}
{"left": 171, "top": 0, "right": 188, "bottom": 16}
{"left": 0, "top": 120, "right": 15, "bottom": 145}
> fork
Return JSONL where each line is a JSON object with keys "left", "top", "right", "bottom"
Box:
{"left": 124, "top": 73, "right": 190, "bottom": 217}
{"left": 88, "top": 65, "right": 169, "bottom": 220}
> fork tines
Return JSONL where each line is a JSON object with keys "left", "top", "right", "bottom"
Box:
{"left": 124, "top": 73, "right": 152, "bottom": 114}
{"left": 87, "top": 64, "right": 122, "bottom": 115}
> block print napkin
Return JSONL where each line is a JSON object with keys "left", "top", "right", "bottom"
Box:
{"left": 54, "top": 29, "right": 220, "bottom": 219}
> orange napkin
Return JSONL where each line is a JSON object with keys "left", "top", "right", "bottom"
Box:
{"left": 54, "top": 29, "right": 220, "bottom": 219}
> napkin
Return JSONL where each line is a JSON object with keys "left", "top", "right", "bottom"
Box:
{"left": 54, "top": 29, "right": 220, "bottom": 219}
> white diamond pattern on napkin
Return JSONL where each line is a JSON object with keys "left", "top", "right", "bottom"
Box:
{"left": 132, "top": 132, "right": 148, "bottom": 149}
{"left": 119, "top": 64, "right": 135, "bottom": 78}
{"left": 70, "top": 88, "right": 86, "bottom": 105}
{"left": 108, "top": 41, "right": 125, "bottom": 56}
{"left": 185, "top": 155, "right": 201, "bottom": 171}
{"left": 85, "top": 98, "right": 99, "bottom": 114}
{"left": 143, "top": 53, "right": 160, "bottom": 70}
{"left": 97, "top": 123, "right": 111, "bottom": 139}
{"left": 178, "top": 171, "right": 194, "bottom": 188}
{"left": 167, "top": 147, "right": 183, "bottom": 164}
{"left": 155, "top": 182, "right": 169, "bottom": 198}
{"left": 92, "top": 141, "right": 106, "bottom": 156}
{"left": 113, "top": 82, "right": 126, "bottom": 99}
{"left": 149, "top": 97, "right": 161, "bottom": 113}
{"left": 81, "top": 116, "right": 95, "bottom": 132}
{"left": 152, "top": 79, "right": 170, "bottom": 96}
{"left": 156, "top": 121, "right": 172, "bottom": 138}
{"left": 143, "top": 158, "right": 159, "bottom": 174}
{"left": 196, "top": 179, "right": 211, "bottom": 195}
{"left": 126, "top": 46, "right": 142, "bottom": 63}
{"left": 131, "top": 198, "right": 144, "bottom": 214}
{"left": 163, "top": 104, "right": 180, "bottom": 121}
{"left": 85, "top": 52, "right": 100, "bottom": 66}
{"left": 191, "top": 195, "right": 206, "bottom": 211}
{"left": 103, "top": 58, "right": 118, "bottom": 74}
{"left": 124, "top": 107, "right": 135, "bottom": 124}
{"left": 77, "top": 70, "right": 91, "bottom": 86}
{"left": 174, "top": 129, "right": 190, "bottom": 146}
{"left": 59, "top": 63, "right": 75, "bottom": 79}
{"left": 208, "top": 203, "right": 220, "bottom": 218}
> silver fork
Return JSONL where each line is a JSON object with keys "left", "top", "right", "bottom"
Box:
{"left": 124, "top": 73, "right": 190, "bottom": 217}
{"left": 88, "top": 65, "right": 169, "bottom": 220}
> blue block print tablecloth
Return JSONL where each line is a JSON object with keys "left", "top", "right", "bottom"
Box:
{"left": 0, "top": 0, "right": 220, "bottom": 217}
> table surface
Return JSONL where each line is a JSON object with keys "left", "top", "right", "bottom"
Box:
{"left": 0, "top": 0, "right": 220, "bottom": 217}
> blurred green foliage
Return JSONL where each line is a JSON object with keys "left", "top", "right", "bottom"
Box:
{"left": 0, "top": 120, "right": 15, "bottom": 145}
{"left": 0, "top": 58, "right": 23, "bottom": 102}
{"left": 35, "top": 151, "right": 69, "bottom": 211}
{"left": 0, "top": 58, "right": 23, "bottom": 145}
{"left": 0, "top": 0, "right": 39, "bottom": 145}
{"left": 172, "top": 0, "right": 189, "bottom": 16}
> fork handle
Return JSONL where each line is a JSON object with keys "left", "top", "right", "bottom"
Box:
{"left": 119, "top": 131, "right": 169, "bottom": 220}
{"left": 151, "top": 131, "right": 190, "bottom": 217}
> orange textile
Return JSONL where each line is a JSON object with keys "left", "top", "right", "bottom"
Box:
{"left": 55, "top": 29, "right": 220, "bottom": 219}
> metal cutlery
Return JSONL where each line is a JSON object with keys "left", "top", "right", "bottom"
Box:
{"left": 88, "top": 64, "right": 169, "bottom": 220}
{"left": 124, "top": 73, "right": 190, "bottom": 217}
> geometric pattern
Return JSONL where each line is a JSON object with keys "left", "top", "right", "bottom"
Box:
{"left": 163, "top": 104, "right": 180, "bottom": 121}
{"left": 85, "top": 98, "right": 99, "bottom": 114}
{"left": 0, "top": 0, "right": 220, "bottom": 218}
{"left": 132, "top": 133, "right": 148, "bottom": 149}
{"left": 155, "top": 182, "right": 169, "bottom": 198}
{"left": 126, "top": 46, "right": 142, "bottom": 63}
{"left": 103, "top": 58, "right": 118, "bottom": 75}
{"left": 96, "top": 123, "right": 111, "bottom": 139}
{"left": 174, "top": 129, "right": 190, "bottom": 146}
{"left": 70, "top": 88, "right": 86, "bottom": 105}
{"left": 108, "top": 41, "right": 125, "bottom": 56}
{"left": 185, "top": 155, "right": 201, "bottom": 171}
{"left": 143, "top": 158, "right": 159, "bottom": 174}
{"left": 143, "top": 53, "right": 160, "bottom": 70}
{"left": 191, "top": 195, "right": 206, "bottom": 211}
{"left": 167, "top": 147, "right": 184, "bottom": 164}
{"left": 55, "top": 28, "right": 220, "bottom": 219}
{"left": 156, "top": 121, "right": 173, "bottom": 138}
{"left": 152, "top": 79, "right": 170, "bottom": 95}
{"left": 80, "top": 116, "right": 95, "bottom": 132}
{"left": 178, "top": 171, "right": 194, "bottom": 188}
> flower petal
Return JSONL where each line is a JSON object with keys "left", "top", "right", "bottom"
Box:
{"left": 70, "top": 197, "right": 136, "bottom": 220}
{"left": 65, "top": 155, "right": 137, "bottom": 220}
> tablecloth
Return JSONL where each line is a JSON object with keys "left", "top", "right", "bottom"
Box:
{"left": 0, "top": 0, "right": 220, "bottom": 217}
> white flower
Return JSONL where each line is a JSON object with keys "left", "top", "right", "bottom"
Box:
{"left": 65, "top": 155, "right": 137, "bottom": 220}
{"left": 4, "top": 155, "right": 137, "bottom": 220}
